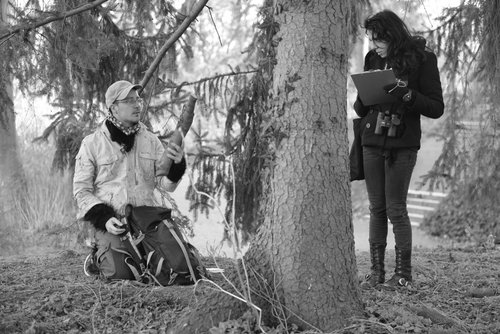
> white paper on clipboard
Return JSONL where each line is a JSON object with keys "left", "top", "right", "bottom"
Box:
{"left": 350, "top": 69, "right": 397, "bottom": 106}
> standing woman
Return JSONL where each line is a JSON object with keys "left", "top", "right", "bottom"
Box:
{"left": 354, "top": 10, "right": 444, "bottom": 289}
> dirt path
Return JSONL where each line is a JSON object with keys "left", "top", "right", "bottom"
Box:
{"left": 1, "top": 247, "right": 499, "bottom": 333}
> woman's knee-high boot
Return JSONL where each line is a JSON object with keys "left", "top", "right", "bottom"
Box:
{"left": 384, "top": 246, "right": 412, "bottom": 289}
{"left": 360, "top": 243, "right": 386, "bottom": 289}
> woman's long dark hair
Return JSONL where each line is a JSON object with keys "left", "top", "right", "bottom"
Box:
{"left": 364, "top": 10, "right": 426, "bottom": 76}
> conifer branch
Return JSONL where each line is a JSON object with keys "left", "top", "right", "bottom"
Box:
{"left": 138, "top": 0, "right": 210, "bottom": 92}
{"left": 171, "top": 69, "right": 258, "bottom": 89}
{"left": 0, "top": 0, "right": 109, "bottom": 42}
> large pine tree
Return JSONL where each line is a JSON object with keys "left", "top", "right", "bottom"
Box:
{"left": 171, "top": 1, "right": 363, "bottom": 331}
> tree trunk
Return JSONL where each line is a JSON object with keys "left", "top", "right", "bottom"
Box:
{"left": 0, "top": 0, "right": 26, "bottom": 223}
{"left": 171, "top": 1, "right": 363, "bottom": 332}
{"left": 258, "top": 0, "right": 363, "bottom": 328}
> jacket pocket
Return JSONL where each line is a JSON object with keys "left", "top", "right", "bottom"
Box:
{"left": 97, "top": 154, "right": 119, "bottom": 164}
{"left": 95, "top": 154, "right": 120, "bottom": 182}
{"left": 139, "top": 151, "right": 156, "bottom": 181}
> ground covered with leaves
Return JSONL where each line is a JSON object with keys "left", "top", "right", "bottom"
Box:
{"left": 1, "top": 246, "right": 499, "bottom": 334}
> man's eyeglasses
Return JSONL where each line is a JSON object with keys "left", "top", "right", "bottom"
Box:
{"left": 115, "top": 97, "right": 143, "bottom": 105}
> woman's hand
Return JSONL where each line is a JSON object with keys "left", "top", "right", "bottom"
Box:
{"left": 383, "top": 82, "right": 409, "bottom": 101}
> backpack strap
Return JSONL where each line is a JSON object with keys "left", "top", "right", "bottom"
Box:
{"left": 120, "top": 217, "right": 147, "bottom": 270}
{"left": 124, "top": 256, "right": 143, "bottom": 282}
{"left": 110, "top": 247, "right": 144, "bottom": 281}
{"left": 163, "top": 219, "right": 198, "bottom": 283}
{"left": 114, "top": 247, "right": 165, "bottom": 285}
{"left": 145, "top": 251, "right": 165, "bottom": 277}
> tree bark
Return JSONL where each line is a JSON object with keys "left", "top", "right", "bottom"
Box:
{"left": 171, "top": 1, "right": 363, "bottom": 332}
{"left": 259, "top": 0, "right": 363, "bottom": 329}
{"left": 0, "top": 0, "right": 26, "bottom": 222}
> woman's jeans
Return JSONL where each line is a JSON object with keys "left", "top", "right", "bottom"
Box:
{"left": 363, "top": 146, "right": 417, "bottom": 250}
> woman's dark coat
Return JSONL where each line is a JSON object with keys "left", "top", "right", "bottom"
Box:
{"left": 353, "top": 45, "right": 444, "bottom": 150}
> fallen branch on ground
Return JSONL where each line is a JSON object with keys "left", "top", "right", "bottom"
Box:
{"left": 466, "top": 287, "right": 498, "bottom": 298}
{"left": 408, "top": 304, "right": 463, "bottom": 329}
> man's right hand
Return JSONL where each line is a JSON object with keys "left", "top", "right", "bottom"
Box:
{"left": 105, "top": 217, "right": 126, "bottom": 235}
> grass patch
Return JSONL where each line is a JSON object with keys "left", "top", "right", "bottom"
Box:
{"left": 1, "top": 126, "right": 81, "bottom": 256}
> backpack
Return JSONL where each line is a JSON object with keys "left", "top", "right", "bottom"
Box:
{"left": 121, "top": 205, "right": 208, "bottom": 286}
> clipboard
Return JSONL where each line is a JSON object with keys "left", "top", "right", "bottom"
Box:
{"left": 350, "top": 69, "right": 397, "bottom": 106}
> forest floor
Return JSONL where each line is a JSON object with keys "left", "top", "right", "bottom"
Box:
{"left": 1, "top": 245, "right": 499, "bottom": 334}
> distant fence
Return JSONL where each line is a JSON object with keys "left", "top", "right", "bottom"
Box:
{"left": 407, "top": 189, "right": 447, "bottom": 227}
{"left": 362, "top": 189, "right": 448, "bottom": 227}
{"left": 456, "top": 120, "right": 480, "bottom": 130}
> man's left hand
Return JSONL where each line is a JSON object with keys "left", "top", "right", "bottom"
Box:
{"left": 166, "top": 142, "right": 184, "bottom": 164}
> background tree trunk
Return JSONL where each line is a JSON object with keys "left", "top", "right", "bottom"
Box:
{"left": 0, "top": 0, "right": 26, "bottom": 223}
{"left": 172, "top": 1, "right": 363, "bottom": 332}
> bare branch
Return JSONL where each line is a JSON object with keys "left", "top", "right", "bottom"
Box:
{"left": 206, "top": 6, "right": 223, "bottom": 47}
{"left": 139, "top": 0, "right": 210, "bottom": 92}
{"left": 0, "top": 0, "right": 109, "bottom": 42}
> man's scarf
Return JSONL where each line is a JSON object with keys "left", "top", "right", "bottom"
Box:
{"left": 106, "top": 114, "right": 141, "bottom": 153}
{"left": 106, "top": 113, "right": 141, "bottom": 135}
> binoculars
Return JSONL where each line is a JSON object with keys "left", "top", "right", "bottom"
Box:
{"left": 375, "top": 111, "right": 400, "bottom": 137}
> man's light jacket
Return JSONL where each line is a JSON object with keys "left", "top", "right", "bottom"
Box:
{"left": 73, "top": 123, "right": 178, "bottom": 219}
